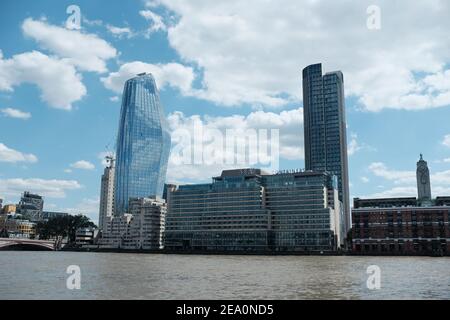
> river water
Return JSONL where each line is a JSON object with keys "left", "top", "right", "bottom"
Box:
{"left": 1, "top": 251, "right": 449, "bottom": 299}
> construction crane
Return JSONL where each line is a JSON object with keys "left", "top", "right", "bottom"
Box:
{"left": 104, "top": 141, "right": 115, "bottom": 168}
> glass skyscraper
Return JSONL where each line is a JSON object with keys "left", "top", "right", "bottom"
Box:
{"left": 114, "top": 73, "right": 171, "bottom": 215}
{"left": 302, "top": 63, "right": 350, "bottom": 233}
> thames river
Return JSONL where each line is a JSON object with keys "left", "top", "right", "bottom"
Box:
{"left": 1, "top": 251, "right": 449, "bottom": 299}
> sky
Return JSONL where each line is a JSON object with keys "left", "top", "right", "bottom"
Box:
{"left": 1, "top": 0, "right": 450, "bottom": 223}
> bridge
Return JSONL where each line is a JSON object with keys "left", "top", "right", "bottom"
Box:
{"left": 0, "top": 238, "right": 58, "bottom": 251}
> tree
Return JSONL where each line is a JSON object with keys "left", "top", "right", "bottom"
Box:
{"left": 36, "top": 214, "right": 96, "bottom": 243}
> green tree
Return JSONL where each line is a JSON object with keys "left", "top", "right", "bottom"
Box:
{"left": 36, "top": 214, "right": 96, "bottom": 243}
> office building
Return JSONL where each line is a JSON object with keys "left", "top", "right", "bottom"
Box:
{"left": 352, "top": 155, "right": 450, "bottom": 255}
{"left": 16, "top": 192, "right": 44, "bottom": 221}
{"left": 114, "top": 73, "right": 171, "bottom": 215}
{"left": 99, "top": 156, "right": 115, "bottom": 231}
{"left": 165, "top": 169, "right": 342, "bottom": 253}
{"left": 302, "top": 63, "right": 350, "bottom": 233}
{"left": 0, "top": 216, "right": 36, "bottom": 239}
{"left": 41, "top": 211, "right": 69, "bottom": 220}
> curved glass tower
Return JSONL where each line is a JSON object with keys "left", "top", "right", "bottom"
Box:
{"left": 114, "top": 73, "right": 171, "bottom": 215}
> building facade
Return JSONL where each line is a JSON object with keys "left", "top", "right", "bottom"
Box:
{"left": 165, "top": 169, "right": 342, "bottom": 253}
{"left": 124, "top": 197, "right": 166, "bottom": 250}
{"left": 41, "top": 211, "right": 68, "bottom": 221}
{"left": 99, "top": 156, "right": 115, "bottom": 231}
{"left": 99, "top": 197, "right": 166, "bottom": 250}
{"left": 0, "top": 216, "right": 36, "bottom": 239}
{"left": 114, "top": 73, "right": 171, "bottom": 215}
{"left": 302, "top": 63, "right": 350, "bottom": 233}
{"left": 2, "top": 204, "right": 16, "bottom": 215}
{"left": 352, "top": 203, "right": 450, "bottom": 255}
{"left": 75, "top": 227, "right": 99, "bottom": 246}
{"left": 16, "top": 192, "right": 44, "bottom": 221}
{"left": 99, "top": 214, "right": 133, "bottom": 248}
{"left": 352, "top": 155, "right": 450, "bottom": 255}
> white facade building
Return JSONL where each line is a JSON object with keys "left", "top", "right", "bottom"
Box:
{"left": 99, "top": 197, "right": 166, "bottom": 250}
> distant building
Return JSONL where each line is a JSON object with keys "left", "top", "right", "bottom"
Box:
{"left": 417, "top": 154, "right": 432, "bottom": 205}
{"left": 2, "top": 204, "right": 16, "bottom": 215}
{"left": 16, "top": 192, "right": 44, "bottom": 221}
{"left": 0, "top": 216, "right": 36, "bottom": 239}
{"left": 165, "top": 169, "right": 343, "bottom": 253}
{"left": 302, "top": 63, "right": 350, "bottom": 234}
{"left": 163, "top": 183, "right": 177, "bottom": 203}
{"left": 75, "top": 227, "right": 99, "bottom": 246}
{"left": 114, "top": 73, "right": 171, "bottom": 215}
{"left": 99, "top": 156, "right": 115, "bottom": 231}
{"left": 41, "top": 211, "right": 69, "bottom": 220}
{"left": 99, "top": 197, "right": 166, "bottom": 250}
{"left": 352, "top": 155, "right": 450, "bottom": 256}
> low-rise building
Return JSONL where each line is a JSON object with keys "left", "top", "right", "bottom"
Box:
{"left": 41, "top": 211, "right": 69, "bottom": 221}
{"left": 2, "top": 204, "right": 16, "bottom": 215}
{"left": 75, "top": 227, "right": 99, "bottom": 246}
{"left": 0, "top": 215, "right": 36, "bottom": 239}
{"left": 352, "top": 203, "right": 450, "bottom": 255}
{"left": 352, "top": 155, "right": 450, "bottom": 256}
{"left": 99, "top": 196, "right": 166, "bottom": 250}
{"left": 99, "top": 214, "right": 132, "bottom": 248}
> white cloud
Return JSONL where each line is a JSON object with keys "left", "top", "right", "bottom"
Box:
{"left": 139, "top": 10, "right": 167, "bottom": 35}
{"left": 106, "top": 24, "right": 134, "bottom": 38}
{"left": 0, "top": 143, "right": 37, "bottom": 163}
{"left": 365, "top": 186, "right": 418, "bottom": 198}
{"left": 109, "top": 96, "right": 119, "bottom": 102}
{"left": 101, "top": 61, "right": 195, "bottom": 95}
{"left": 22, "top": 18, "right": 117, "bottom": 73}
{"left": 1, "top": 107, "right": 31, "bottom": 119}
{"left": 431, "top": 169, "right": 450, "bottom": 186}
{"left": 0, "top": 178, "right": 81, "bottom": 198}
{"left": 167, "top": 108, "right": 303, "bottom": 183}
{"left": 0, "top": 50, "right": 86, "bottom": 110}
{"left": 365, "top": 162, "right": 450, "bottom": 198}
{"left": 361, "top": 176, "right": 370, "bottom": 183}
{"left": 348, "top": 133, "right": 375, "bottom": 156}
{"left": 70, "top": 160, "right": 95, "bottom": 170}
{"left": 65, "top": 197, "right": 100, "bottom": 223}
{"left": 442, "top": 134, "right": 450, "bottom": 148}
{"left": 368, "top": 162, "right": 416, "bottom": 185}
{"left": 149, "top": 0, "right": 450, "bottom": 110}
{"left": 347, "top": 133, "right": 361, "bottom": 156}
{"left": 145, "top": 0, "right": 161, "bottom": 8}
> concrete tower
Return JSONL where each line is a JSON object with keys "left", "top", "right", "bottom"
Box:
{"left": 416, "top": 154, "right": 432, "bottom": 204}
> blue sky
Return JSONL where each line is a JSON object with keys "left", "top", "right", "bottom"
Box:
{"left": 1, "top": 0, "right": 450, "bottom": 222}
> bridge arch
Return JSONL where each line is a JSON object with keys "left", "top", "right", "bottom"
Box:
{"left": 0, "top": 243, "right": 54, "bottom": 251}
{"left": 0, "top": 238, "right": 55, "bottom": 251}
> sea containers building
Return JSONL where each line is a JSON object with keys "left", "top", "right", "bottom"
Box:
{"left": 165, "top": 169, "right": 343, "bottom": 253}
